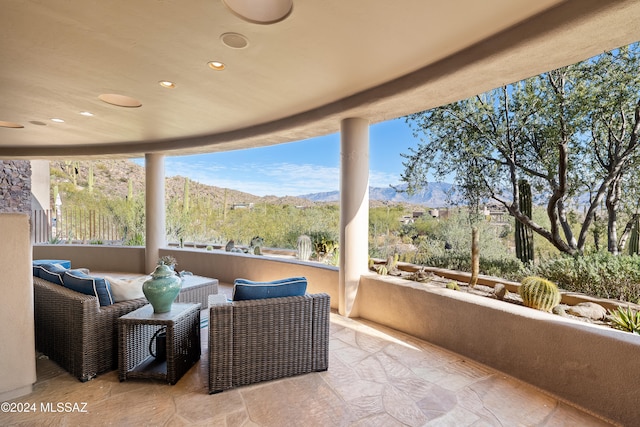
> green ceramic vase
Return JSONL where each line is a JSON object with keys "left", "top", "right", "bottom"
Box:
{"left": 142, "top": 263, "right": 182, "bottom": 313}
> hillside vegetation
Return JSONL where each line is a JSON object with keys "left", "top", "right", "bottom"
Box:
{"left": 47, "top": 159, "right": 640, "bottom": 303}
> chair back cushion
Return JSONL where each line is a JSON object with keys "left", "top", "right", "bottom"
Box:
{"left": 232, "top": 277, "right": 307, "bottom": 301}
{"left": 62, "top": 270, "right": 115, "bottom": 306}
{"left": 33, "top": 259, "right": 71, "bottom": 276}
{"left": 36, "top": 263, "right": 68, "bottom": 285}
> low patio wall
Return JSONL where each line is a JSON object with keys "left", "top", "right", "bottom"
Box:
{"left": 33, "top": 244, "right": 146, "bottom": 273}
{"left": 353, "top": 274, "right": 640, "bottom": 426}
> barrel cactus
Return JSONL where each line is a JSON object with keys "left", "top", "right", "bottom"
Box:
{"left": 375, "top": 265, "right": 388, "bottom": 276}
{"left": 446, "top": 281, "right": 460, "bottom": 291}
{"left": 297, "top": 235, "right": 312, "bottom": 261}
{"left": 519, "top": 276, "right": 561, "bottom": 312}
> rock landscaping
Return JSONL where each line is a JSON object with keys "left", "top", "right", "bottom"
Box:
{"left": 371, "top": 259, "right": 640, "bottom": 333}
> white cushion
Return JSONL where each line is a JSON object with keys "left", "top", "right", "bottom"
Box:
{"left": 104, "top": 276, "right": 149, "bottom": 302}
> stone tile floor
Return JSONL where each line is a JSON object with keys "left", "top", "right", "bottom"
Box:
{"left": 1, "top": 310, "right": 617, "bottom": 426}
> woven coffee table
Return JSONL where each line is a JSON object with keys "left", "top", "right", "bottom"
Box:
{"left": 176, "top": 275, "right": 219, "bottom": 308}
{"left": 118, "top": 303, "right": 201, "bottom": 385}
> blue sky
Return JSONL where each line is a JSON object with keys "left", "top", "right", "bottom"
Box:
{"left": 133, "top": 117, "right": 421, "bottom": 197}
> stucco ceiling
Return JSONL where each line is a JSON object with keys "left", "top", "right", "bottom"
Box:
{"left": 1, "top": 0, "right": 640, "bottom": 159}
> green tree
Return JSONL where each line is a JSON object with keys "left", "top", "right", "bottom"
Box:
{"left": 571, "top": 45, "right": 640, "bottom": 254}
{"left": 401, "top": 44, "right": 640, "bottom": 256}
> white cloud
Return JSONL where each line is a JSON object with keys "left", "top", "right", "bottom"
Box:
{"left": 159, "top": 158, "right": 401, "bottom": 197}
{"left": 163, "top": 160, "right": 337, "bottom": 196}
{"left": 370, "top": 170, "right": 402, "bottom": 189}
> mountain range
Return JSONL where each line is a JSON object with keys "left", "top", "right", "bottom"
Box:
{"left": 298, "top": 183, "right": 454, "bottom": 207}
{"left": 50, "top": 159, "right": 453, "bottom": 208}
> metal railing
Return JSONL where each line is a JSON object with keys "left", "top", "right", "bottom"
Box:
{"left": 32, "top": 209, "right": 122, "bottom": 244}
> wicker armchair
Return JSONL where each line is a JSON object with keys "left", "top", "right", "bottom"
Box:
{"left": 208, "top": 293, "right": 330, "bottom": 393}
{"left": 33, "top": 276, "right": 147, "bottom": 381}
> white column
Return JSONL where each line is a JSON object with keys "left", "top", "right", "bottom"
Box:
{"left": 339, "top": 117, "right": 369, "bottom": 317}
{"left": 145, "top": 153, "right": 166, "bottom": 273}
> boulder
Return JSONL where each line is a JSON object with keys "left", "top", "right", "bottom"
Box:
{"left": 566, "top": 302, "right": 607, "bottom": 320}
{"left": 493, "top": 283, "right": 508, "bottom": 300}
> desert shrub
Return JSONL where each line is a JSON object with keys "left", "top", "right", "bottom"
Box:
{"left": 415, "top": 250, "right": 524, "bottom": 281}
{"left": 480, "top": 257, "right": 525, "bottom": 280}
{"left": 528, "top": 252, "right": 640, "bottom": 303}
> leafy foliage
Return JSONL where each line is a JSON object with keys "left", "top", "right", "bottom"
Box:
{"left": 401, "top": 43, "right": 640, "bottom": 256}
{"left": 407, "top": 211, "right": 512, "bottom": 258}
{"left": 527, "top": 252, "right": 640, "bottom": 303}
{"left": 411, "top": 250, "right": 524, "bottom": 281}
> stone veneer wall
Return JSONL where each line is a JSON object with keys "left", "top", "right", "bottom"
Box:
{"left": 0, "top": 160, "right": 32, "bottom": 213}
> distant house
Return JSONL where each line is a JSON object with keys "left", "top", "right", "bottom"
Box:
{"left": 485, "top": 203, "right": 508, "bottom": 223}
{"left": 231, "top": 203, "right": 254, "bottom": 210}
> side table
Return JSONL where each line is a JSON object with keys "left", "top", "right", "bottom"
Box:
{"left": 118, "top": 303, "right": 201, "bottom": 385}
{"left": 176, "top": 275, "right": 219, "bottom": 308}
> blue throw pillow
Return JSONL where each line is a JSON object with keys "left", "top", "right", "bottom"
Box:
{"left": 37, "top": 263, "right": 68, "bottom": 285}
{"left": 232, "top": 277, "right": 307, "bottom": 301}
{"left": 62, "top": 271, "right": 114, "bottom": 307}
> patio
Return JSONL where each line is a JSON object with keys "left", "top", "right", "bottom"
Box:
{"left": 3, "top": 3, "right": 640, "bottom": 424}
{"left": 21, "top": 244, "right": 638, "bottom": 426}
{"left": 1, "top": 288, "right": 614, "bottom": 426}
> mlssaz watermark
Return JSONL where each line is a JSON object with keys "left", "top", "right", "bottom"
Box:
{"left": 1, "top": 401, "right": 88, "bottom": 413}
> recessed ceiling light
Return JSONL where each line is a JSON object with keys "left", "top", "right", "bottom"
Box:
{"left": 51, "top": 118, "right": 65, "bottom": 123}
{"left": 159, "top": 81, "right": 176, "bottom": 89}
{"left": 223, "top": 0, "right": 292, "bottom": 24}
{"left": 221, "top": 32, "right": 249, "bottom": 49}
{"left": 80, "top": 111, "right": 94, "bottom": 117}
{"left": 98, "top": 93, "right": 142, "bottom": 108}
{"left": 29, "top": 121, "right": 47, "bottom": 126}
{"left": 208, "top": 61, "right": 225, "bottom": 71}
{"left": 0, "top": 120, "right": 24, "bottom": 128}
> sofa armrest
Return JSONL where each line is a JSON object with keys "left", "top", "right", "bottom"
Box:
{"left": 33, "top": 276, "right": 146, "bottom": 381}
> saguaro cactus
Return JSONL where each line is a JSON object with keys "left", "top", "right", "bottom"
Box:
{"left": 469, "top": 226, "right": 479, "bottom": 287}
{"left": 297, "top": 235, "right": 312, "bottom": 261}
{"left": 515, "top": 179, "right": 534, "bottom": 264}
{"left": 183, "top": 178, "right": 190, "bottom": 214}
{"left": 385, "top": 253, "right": 399, "bottom": 274}
{"left": 127, "top": 178, "right": 133, "bottom": 202}
{"left": 87, "top": 164, "right": 94, "bottom": 193}
{"left": 629, "top": 217, "right": 640, "bottom": 255}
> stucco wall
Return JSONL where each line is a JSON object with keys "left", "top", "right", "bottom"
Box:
{"left": 33, "top": 244, "right": 146, "bottom": 273}
{"left": 0, "top": 214, "right": 36, "bottom": 401}
{"left": 353, "top": 274, "right": 640, "bottom": 426}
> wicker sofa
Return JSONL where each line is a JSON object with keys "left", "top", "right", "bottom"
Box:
{"left": 33, "top": 276, "right": 147, "bottom": 381}
{"left": 208, "top": 293, "right": 330, "bottom": 393}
